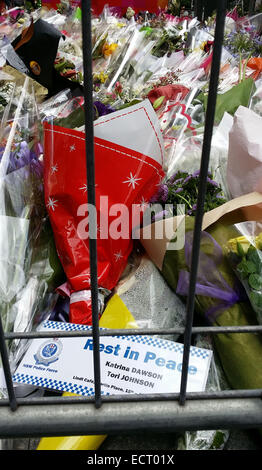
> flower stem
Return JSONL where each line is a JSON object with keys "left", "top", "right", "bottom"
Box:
{"left": 239, "top": 49, "right": 242, "bottom": 83}
{"left": 174, "top": 193, "right": 193, "bottom": 209}
{"left": 242, "top": 52, "right": 252, "bottom": 81}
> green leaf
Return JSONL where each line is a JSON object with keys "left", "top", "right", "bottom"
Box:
{"left": 74, "top": 7, "right": 82, "bottom": 20}
{"left": 249, "top": 290, "right": 262, "bottom": 310}
{"left": 197, "top": 78, "right": 255, "bottom": 124}
{"left": 153, "top": 96, "right": 165, "bottom": 110}
{"left": 237, "top": 241, "right": 246, "bottom": 258}
{"left": 210, "top": 431, "right": 227, "bottom": 450}
{"left": 248, "top": 273, "right": 262, "bottom": 291}
{"left": 245, "top": 261, "right": 257, "bottom": 274}
{"left": 247, "top": 246, "right": 262, "bottom": 274}
{"left": 236, "top": 259, "right": 250, "bottom": 279}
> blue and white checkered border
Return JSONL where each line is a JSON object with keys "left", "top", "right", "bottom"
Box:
{"left": 41, "top": 321, "right": 211, "bottom": 360}
{"left": 12, "top": 372, "right": 110, "bottom": 396}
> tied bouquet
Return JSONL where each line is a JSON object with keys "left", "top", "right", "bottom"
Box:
{"left": 43, "top": 99, "right": 165, "bottom": 325}
{"left": 0, "top": 76, "right": 64, "bottom": 393}
{"left": 225, "top": 230, "right": 262, "bottom": 325}
{"left": 140, "top": 187, "right": 262, "bottom": 392}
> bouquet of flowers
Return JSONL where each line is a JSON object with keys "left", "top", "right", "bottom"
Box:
{"left": 224, "top": 227, "right": 262, "bottom": 324}
{"left": 148, "top": 169, "right": 227, "bottom": 221}
{"left": 140, "top": 191, "right": 262, "bottom": 391}
{"left": 0, "top": 76, "right": 64, "bottom": 396}
{"left": 43, "top": 98, "right": 165, "bottom": 325}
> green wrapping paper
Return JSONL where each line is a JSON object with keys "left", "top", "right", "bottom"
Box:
{"left": 140, "top": 192, "right": 262, "bottom": 391}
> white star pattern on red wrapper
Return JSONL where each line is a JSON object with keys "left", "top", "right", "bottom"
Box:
{"left": 140, "top": 197, "right": 148, "bottom": 209}
{"left": 51, "top": 164, "right": 58, "bottom": 174}
{"left": 79, "top": 184, "right": 88, "bottom": 193}
{"left": 47, "top": 197, "right": 58, "bottom": 211}
{"left": 114, "top": 251, "right": 123, "bottom": 262}
{"left": 79, "top": 183, "right": 98, "bottom": 193}
{"left": 123, "top": 172, "right": 142, "bottom": 190}
{"left": 69, "top": 144, "right": 76, "bottom": 152}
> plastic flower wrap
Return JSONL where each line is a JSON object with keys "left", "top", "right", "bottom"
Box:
{"left": 0, "top": 7, "right": 31, "bottom": 42}
{"left": 43, "top": 98, "right": 165, "bottom": 325}
{"left": 0, "top": 77, "right": 64, "bottom": 396}
{"left": 115, "top": 253, "right": 187, "bottom": 341}
{"left": 91, "top": 12, "right": 202, "bottom": 110}
{"left": 224, "top": 223, "right": 262, "bottom": 324}
{"left": 176, "top": 334, "right": 230, "bottom": 451}
{"left": 227, "top": 105, "right": 262, "bottom": 199}
{"left": 140, "top": 192, "right": 262, "bottom": 392}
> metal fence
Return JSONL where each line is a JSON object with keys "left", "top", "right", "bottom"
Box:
{"left": 0, "top": 0, "right": 262, "bottom": 439}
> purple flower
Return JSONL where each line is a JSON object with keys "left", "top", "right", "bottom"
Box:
{"left": 35, "top": 142, "right": 43, "bottom": 157}
{"left": 183, "top": 175, "right": 192, "bottom": 183}
{"left": 167, "top": 173, "right": 178, "bottom": 185}
{"left": 30, "top": 158, "right": 44, "bottom": 179}
{"left": 172, "top": 177, "right": 184, "bottom": 185}
{"left": 192, "top": 170, "right": 200, "bottom": 177}
{"left": 175, "top": 187, "right": 183, "bottom": 193}
{"left": 9, "top": 141, "right": 31, "bottom": 171}
{"left": 4, "top": 141, "right": 43, "bottom": 175}
{"left": 150, "top": 183, "right": 169, "bottom": 203}
{"left": 158, "top": 184, "right": 169, "bottom": 202}
{"left": 207, "top": 177, "right": 219, "bottom": 187}
{"left": 93, "top": 101, "right": 115, "bottom": 118}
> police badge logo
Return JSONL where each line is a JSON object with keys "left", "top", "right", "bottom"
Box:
{"left": 34, "top": 339, "right": 63, "bottom": 366}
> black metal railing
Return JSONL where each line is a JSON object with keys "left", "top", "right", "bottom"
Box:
{"left": 0, "top": 0, "right": 261, "bottom": 438}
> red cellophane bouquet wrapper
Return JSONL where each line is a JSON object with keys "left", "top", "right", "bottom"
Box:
{"left": 43, "top": 99, "right": 165, "bottom": 325}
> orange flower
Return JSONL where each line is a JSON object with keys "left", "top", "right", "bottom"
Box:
{"left": 247, "top": 57, "right": 262, "bottom": 80}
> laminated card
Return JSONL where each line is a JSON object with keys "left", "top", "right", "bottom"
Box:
{"left": 13, "top": 321, "right": 212, "bottom": 396}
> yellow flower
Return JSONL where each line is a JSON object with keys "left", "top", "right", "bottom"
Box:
{"left": 93, "top": 71, "right": 108, "bottom": 84}
{"left": 102, "top": 43, "right": 118, "bottom": 58}
{"left": 200, "top": 41, "right": 208, "bottom": 51}
{"left": 225, "top": 236, "right": 251, "bottom": 255}
{"left": 255, "top": 233, "right": 262, "bottom": 250}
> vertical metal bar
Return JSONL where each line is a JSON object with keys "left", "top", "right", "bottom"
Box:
{"left": 81, "top": 0, "right": 101, "bottom": 408}
{"left": 249, "top": 0, "right": 256, "bottom": 14}
{"left": 196, "top": 0, "right": 204, "bottom": 21}
{"left": 0, "top": 317, "right": 17, "bottom": 411}
{"left": 179, "top": 0, "right": 227, "bottom": 406}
